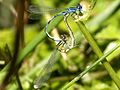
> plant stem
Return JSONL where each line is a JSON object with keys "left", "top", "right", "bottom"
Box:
{"left": 63, "top": 22, "right": 120, "bottom": 89}
{"left": 61, "top": 43, "right": 120, "bottom": 90}
{"left": 77, "top": 22, "right": 120, "bottom": 89}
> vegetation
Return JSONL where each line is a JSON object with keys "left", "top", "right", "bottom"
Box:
{"left": 0, "top": 0, "right": 120, "bottom": 90}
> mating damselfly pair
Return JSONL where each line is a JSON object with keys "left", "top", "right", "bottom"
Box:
{"left": 29, "top": 0, "right": 97, "bottom": 89}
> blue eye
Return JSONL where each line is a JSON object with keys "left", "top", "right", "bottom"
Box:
{"left": 77, "top": 4, "right": 82, "bottom": 10}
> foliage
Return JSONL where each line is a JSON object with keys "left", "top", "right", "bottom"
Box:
{"left": 0, "top": 0, "right": 120, "bottom": 90}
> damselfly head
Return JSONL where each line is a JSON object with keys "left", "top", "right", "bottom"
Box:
{"left": 76, "top": 4, "right": 83, "bottom": 15}
{"left": 74, "top": 0, "right": 96, "bottom": 22}
{"left": 77, "top": 4, "right": 82, "bottom": 10}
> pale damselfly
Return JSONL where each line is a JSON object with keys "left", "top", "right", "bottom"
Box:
{"left": 33, "top": 4, "right": 83, "bottom": 89}
{"left": 32, "top": 0, "right": 97, "bottom": 89}
{"left": 28, "top": 4, "right": 83, "bottom": 53}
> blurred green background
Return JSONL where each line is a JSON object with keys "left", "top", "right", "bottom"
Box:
{"left": 0, "top": 0, "right": 120, "bottom": 90}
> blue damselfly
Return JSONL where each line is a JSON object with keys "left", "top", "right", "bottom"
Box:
{"left": 32, "top": 0, "right": 97, "bottom": 89}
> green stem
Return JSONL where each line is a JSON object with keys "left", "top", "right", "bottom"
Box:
{"left": 62, "top": 22, "right": 120, "bottom": 90}
{"left": 77, "top": 22, "right": 120, "bottom": 89}
{"left": 62, "top": 43, "right": 120, "bottom": 90}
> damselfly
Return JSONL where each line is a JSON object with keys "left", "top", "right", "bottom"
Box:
{"left": 44, "top": 0, "right": 97, "bottom": 52}
{"left": 28, "top": 0, "right": 96, "bottom": 52}
{"left": 28, "top": 4, "right": 83, "bottom": 52}
{"left": 33, "top": 0, "right": 97, "bottom": 89}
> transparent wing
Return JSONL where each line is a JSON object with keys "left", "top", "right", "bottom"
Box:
{"left": 28, "top": 5, "right": 62, "bottom": 20}
{"left": 34, "top": 48, "right": 59, "bottom": 89}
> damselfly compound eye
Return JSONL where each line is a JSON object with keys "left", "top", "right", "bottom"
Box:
{"left": 77, "top": 4, "right": 82, "bottom": 10}
{"left": 74, "top": 0, "right": 96, "bottom": 22}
